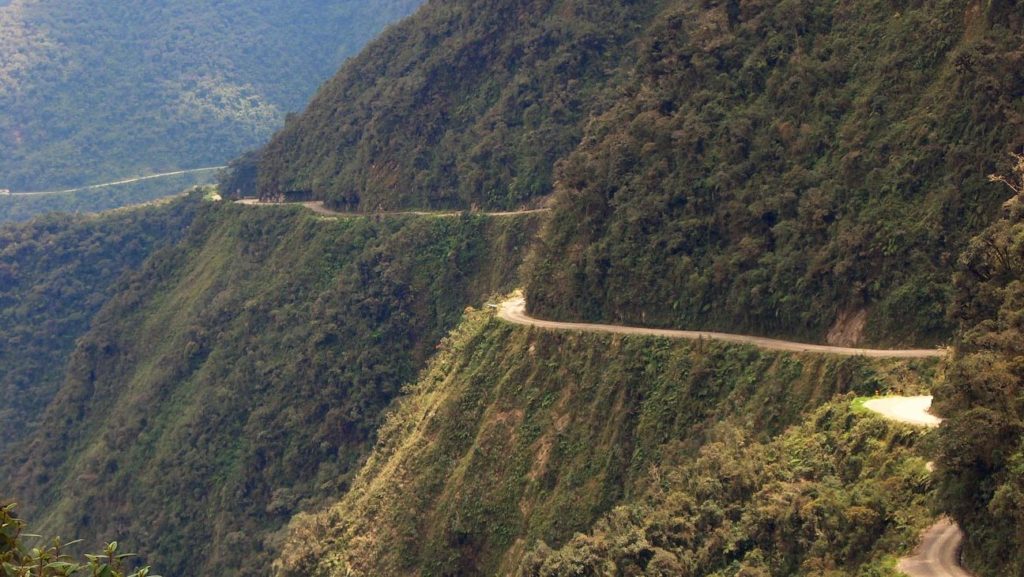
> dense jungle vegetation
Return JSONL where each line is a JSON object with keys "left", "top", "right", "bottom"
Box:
{"left": 0, "top": 0, "right": 421, "bottom": 194}
{"left": 246, "top": 0, "right": 1024, "bottom": 347}
{"left": 256, "top": 0, "right": 661, "bottom": 210}
{"left": 4, "top": 0, "right": 1024, "bottom": 575}
{"left": 2, "top": 202, "right": 541, "bottom": 576}
{"left": 527, "top": 0, "right": 1024, "bottom": 347}
{"left": 274, "top": 308, "right": 939, "bottom": 577}
{"left": 0, "top": 196, "right": 199, "bottom": 457}
{"left": 935, "top": 156, "right": 1024, "bottom": 576}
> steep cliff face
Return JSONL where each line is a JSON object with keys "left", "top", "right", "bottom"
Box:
{"left": 274, "top": 308, "right": 939, "bottom": 576}
{"left": 4, "top": 204, "right": 541, "bottom": 576}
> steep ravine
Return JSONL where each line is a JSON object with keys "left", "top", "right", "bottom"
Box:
{"left": 5, "top": 203, "right": 542, "bottom": 576}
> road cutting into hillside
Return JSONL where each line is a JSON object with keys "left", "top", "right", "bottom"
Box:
{"left": 237, "top": 199, "right": 550, "bottom": 218}
{"left": 496, "top": 297, "right": 947, "bottom": 358}
{"left": 496, "top": 296, "right": 969, "bottom": 576}
{"left": 10, "top": 166, "right": 225, "bottom": 196}
{"left": 897, "top": 519, "right": 973, "bottom": 577}
{"left": 861, "top": 392, "right": 974, "bottom": 577}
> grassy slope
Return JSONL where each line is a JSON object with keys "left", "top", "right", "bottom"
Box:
{"left": 275, "top": 308, "right": 940, "bottom": 576}
{"left": 5, "top": 204, "right": 542, "bottom": 576}
{"left": 0, "top": 195, "right": 199, "bottom": 456}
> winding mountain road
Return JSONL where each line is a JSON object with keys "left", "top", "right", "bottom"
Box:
{"left": 898, "top": 519, "right": 973, "bottom": 577}
{"left": 236, "top": 199, "right": 550, "bottom": 218}
{"left": 10, "top": 166, "right": 225, "bottom": 196}
{"left": 496, "top": 295, "right": 969, "bottom": 577}
{"left": 496, "top": 297, "right": 946, "bottom": 358}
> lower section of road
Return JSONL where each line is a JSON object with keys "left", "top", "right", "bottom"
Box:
{"left": 12, "top": 166, "right": 225, "bottom": 196}
{"left": 898, "top": 519, "right": 974, "bottom": 577}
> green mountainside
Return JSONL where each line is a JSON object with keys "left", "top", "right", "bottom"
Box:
{"left": 2, "top": 0, "right": 1024, "bottom": 576}
{"left": 275, "top": 308, "right": 939, "bottom": 577}
{"left": 0, "top": 0, "right": 421, "bottom": 194}
{"left": 256, "top": 0, "right": 659, "bottom": 210}
{"left": 0, "top": 196, "right": 199, "bottom": 456}
{"left": 526, "top": 0, "right": 1024, "bottom": 347}
{"left": 3, "top": 202, "right": 541, "bottom": 576}
{"left": 248, "top": 0, "right": 1023, "bottom": 347}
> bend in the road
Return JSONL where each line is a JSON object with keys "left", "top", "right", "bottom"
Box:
{"left": 898, "top": 519, "right": 974, "bottom": 577}
{"left": 863, "top": 396, "right": 942, "bottom": 428}
{"left": 494, "top": 296, "right": 968, "bottom": 576}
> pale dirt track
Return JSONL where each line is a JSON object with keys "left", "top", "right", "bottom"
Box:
{"left": 898, "top": 519, "right": 973, "bottom": 577}
{"left": 863, "top": 396, "right": 942, "bottom": 427}
{"left": 496, "top": 297, "right": 946, "bottom": 358}
{"left": 237, "top": 199, "right": 549, "bottom": 218}
{"left": 11, "top": 166, "right": 225, "bottom": 196}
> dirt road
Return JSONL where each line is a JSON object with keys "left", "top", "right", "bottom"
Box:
{"left": 497, "top": 295, "right": 969, "bottom": 576}
{"left": 496, "top": 297, "right": 946, "bottom": 358}
{"left": 860, "top": 390, "right": 974, "bottom": 576}
{"left": 898, "top": 519, "right": 973, "bottom": 577}
{"left": 237, "top": 199, "right": 549, "bottom": 218}
{"left": 863, "top": 396, "right": 942, "bottom": 427}
{"left": 12, "top": 166, "right": 224, "bottom": 196}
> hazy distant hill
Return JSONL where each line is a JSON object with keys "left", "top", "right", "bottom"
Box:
{"left": 0, "top": 0, "right": 422, "bottom": 194}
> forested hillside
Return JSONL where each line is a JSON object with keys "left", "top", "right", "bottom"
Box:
{"left": 246, "top": 0, "right": 1023, "bottom": 347}
{"left": 274, "top": 308, "right": 940, "bottom": 576}
{"left": 3, "top": 203, "right": 541, "bottom": 576}
{"left": 936, "top": 157, "right": 1024, "bottom": 576}
{"left": 0, "top": 0, "right": 421, "bottom": 194}
{"left": 0, "top": 196, "right": 199, "bottom": 456}
{"left": 527, "top": 0, "right": 1024, "bottom": 347}
{"left": 256, "top": 0, "right": 660, "bottom": 210}
{"left": 3, "top": 0, "right": 1023, "bottom": 575}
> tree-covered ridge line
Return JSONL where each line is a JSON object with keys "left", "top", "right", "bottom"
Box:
{"left": 0, "top": 0, "right": 423, "bottom": 194}
{"left": 255, "top": 0, "right": 662, "bottom": 210}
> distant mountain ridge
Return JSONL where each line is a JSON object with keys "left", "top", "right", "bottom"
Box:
{"left": 0, "top": 0, "right": 422, "bottom": 193}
